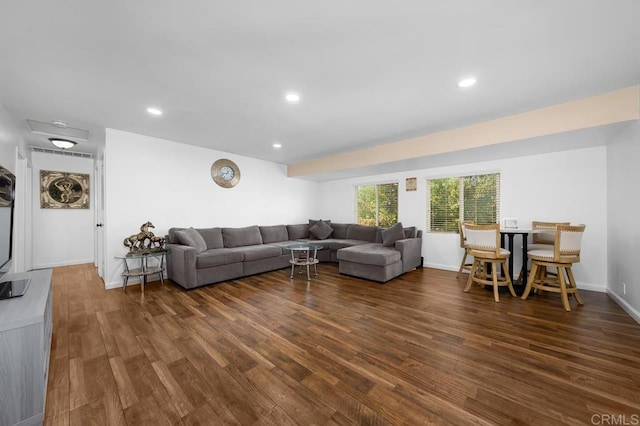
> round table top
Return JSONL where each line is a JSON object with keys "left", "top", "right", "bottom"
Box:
{"left": 284, "top": 243, "right": 323, "bottom": 251}
{"left": 500, "top": 228, "right": 541, "bottom": 234}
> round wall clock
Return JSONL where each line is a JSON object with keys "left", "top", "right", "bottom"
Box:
{"left": 211, "top": 159, "right": 241, "bottom": 188}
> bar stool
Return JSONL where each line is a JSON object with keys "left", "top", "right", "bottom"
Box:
{"left": 463, "top": 223, "right": 517, "bottom": 302}
{"left": 456, "top": 221, "right": 475, "bottom": 278}
{"left": 516, "top": 221, "right": 570, "bottom": 283}
{"left": 521, "top": 224, "right": 586, "bottom": 311}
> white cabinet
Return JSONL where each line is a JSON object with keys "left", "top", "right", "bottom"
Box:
{"left": 0, "top": 269, "right": 53, "bottom": 426}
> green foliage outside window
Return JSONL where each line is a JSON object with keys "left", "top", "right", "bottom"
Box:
{"left": 356, "top": 183, "right": 398, "bottom": 227}
{"left": 463, "top": 174, "right": 499, "bottom": 225}
{"left": 428, "top": 173, "right": 500, "bottom": 233}
{"left": 429, "top": 177, "right": 460, "bottom": 233}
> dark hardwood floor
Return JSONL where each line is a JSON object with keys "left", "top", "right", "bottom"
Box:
{"left": 44, "top": 263, "right": 640, "bottom": 425}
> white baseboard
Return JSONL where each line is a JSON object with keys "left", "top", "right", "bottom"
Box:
{"left": 32, "top": 259, "right": 94, "bottom": 269}
{"left": 425, "top": 263, "right": 606, "bottom": 293}
{"left": 425, "top": 262, "right": 459, "bottom": 272}
{"left": 576, "top": 283, "right": 606, "bottom": 293}
{"left": 607, "top": 289, "right": 640, "bottom": 325}
{"left": 105, "top": 281, "right": 123, "bottom": 290}
{"left": 104, "top": 273, "right": 167, "bottom": 291}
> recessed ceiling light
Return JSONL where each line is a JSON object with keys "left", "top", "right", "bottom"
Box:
{"left": 284, "top": 93, "right": 300, "bottom": 103}
{"left": 48, "top": 138, "right": 77, "bottom": 149}
{"left": 272, "top": 143, "right": 282, "bottom": 149}
{"left": 147, "top": 107, "right": 163, "bottom": 115}
{"left": 51, "top": 120, "right": 68, "bottom": 128}
{"left": 457, "top": 77, "right": 477, "bottom": 88}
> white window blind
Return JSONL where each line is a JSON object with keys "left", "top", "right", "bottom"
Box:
{"left": 427, "top": 173, "right": 500, "bottom": 233}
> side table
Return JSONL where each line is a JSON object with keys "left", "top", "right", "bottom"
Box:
{"left": 116, "top": 250, "right": 166, "bottom": 293}
{"left": 284, "top": 243, "right": 323, "bottom": 281}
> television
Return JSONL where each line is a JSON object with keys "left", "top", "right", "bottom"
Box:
{"left": 0, "top": 165, "right": 16, "bottom": 282}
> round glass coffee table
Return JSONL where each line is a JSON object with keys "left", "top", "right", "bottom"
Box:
{"left": 284, "top": 243, "right": 323, "bottom": 281}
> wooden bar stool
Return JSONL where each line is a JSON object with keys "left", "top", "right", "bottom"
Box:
{"left": 456, "top": 220, "right": 475, "bottom": 278}
{"left": 516, "top": 221, "right": 570, "bottom": 282}
{"left": 521, "top": 224, "right": 586, "bottom": 311}
{"left": 463, "top": 223, "right": 516, "bottom": 302}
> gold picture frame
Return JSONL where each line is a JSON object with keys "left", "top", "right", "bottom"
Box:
{"left": 406, "top": 177, "right": 417, "bottom": 191}
{"left": 40, "top": 170, "right": 90, "bottom": 209}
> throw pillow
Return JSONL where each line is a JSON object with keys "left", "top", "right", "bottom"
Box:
{"left": 403, "top": 226, "right": 417, "bottom": 239}
{"left": 308, "top": 219, "right": 331, "bottom": 240}
{"left": 309, "top": 220, "right": 333, "bottom": 240}
{"left": 382, "top": 222, "right": 405, "bottom": 247}
{"left": 174, "top": 228, "right": 207, "bottom": 253}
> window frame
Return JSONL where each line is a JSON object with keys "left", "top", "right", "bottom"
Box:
{"left": 354, "top": 180, "right": 399, "bottom": 227}
{"left": 426, "top": 171, "right": 501, "bottom": 233}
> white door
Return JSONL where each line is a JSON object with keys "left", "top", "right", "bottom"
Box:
{"left": 94, "top": 158, "right": 105, "bottom": 278}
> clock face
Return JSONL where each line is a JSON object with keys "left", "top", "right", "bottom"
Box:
{"left": 220, "top": 166, "right": 235, "bottom": 181}
{"left": 211, "top": 159, "right": 240, "bottom": 188}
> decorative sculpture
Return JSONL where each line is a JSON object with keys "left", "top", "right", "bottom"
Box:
{"left": 123, "top": 221, "right": 165, "bottom": 254}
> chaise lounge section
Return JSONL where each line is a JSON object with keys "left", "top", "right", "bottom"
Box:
{"left": 165, "top": 220, "right": 422, "bottom": 289}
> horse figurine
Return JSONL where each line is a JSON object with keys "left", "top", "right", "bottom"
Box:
{"left": 123, "top": 221, "right": 164, "bottom": 253}
{"left": 149, "top": 234, "right": 165, "bottom": 251}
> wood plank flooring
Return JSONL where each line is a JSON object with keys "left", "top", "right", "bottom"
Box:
{"left": 44, "top": 263, "right": 640, "bottom": 425}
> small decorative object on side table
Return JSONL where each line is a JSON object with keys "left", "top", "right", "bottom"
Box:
{"left": 116, "top": 250, "right": 167, "bottom": 293}
{"left": 123, "top": 221, "right": 165, "bottom": 254}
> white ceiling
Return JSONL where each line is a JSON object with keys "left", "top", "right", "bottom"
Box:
{"left": 1, "top": 1, "right": 639, "bottom": 175}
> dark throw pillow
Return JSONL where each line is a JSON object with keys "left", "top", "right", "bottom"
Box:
{"left": 174, "top": 228, "right": 207, "bottom": 253}
{"left": 309, "top": 220, "right": 333, "bottom": 240}
{"left": 382, "top": 222, "right": 405, "bottom": 247}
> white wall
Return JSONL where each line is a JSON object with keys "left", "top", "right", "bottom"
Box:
{"left": 31, "top": 152, "right": 95, "bottom": 268}
{"left": 607, "top": 120, "right": 640, "bottom": 321}
{"left": 103, "top": 129, "right": 319, "bottom": 288}
{"left": 317, "top": 146, "right": 608, "bottom": 291}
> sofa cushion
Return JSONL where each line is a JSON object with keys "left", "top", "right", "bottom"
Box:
{"left": 346, "top": 224, "right": 378, "bottom": 242}
{"left": 196, "top": 248, "right": 244, "bottom": 268}
{"left": 337, "top": 243, "right": 401, "bottom": 266}
{"left": 174, "top": 228, "right": 207, "bottom": 253}
{"left": 196, "top": 227, "right": 224, "bottom": 249}
{"left": 167, "top": 227, "right": 185, "bottom": 245}
{"left": 227, "top": 245, "right": 282, "bottom": 261}
{"left": 287, "top": 224, "right": 310, "bottom": 240}
{"left": 404, "top": 226, "right": 417, "bottom": 239}
{"left": 222, "top": 226, "right": 263, "bottom": 248}
{"left": 331, "top": 223, "right": 349, "bottom": 239}
{"left": 382, "top": 222, "right": 405, "bottom": 247}
{"left": 259, "top": 225, "right": 289, "bottom": 244}
{"left": 309, "top": 220, "right": 333, "bottom": 240}
{"left": 322, "top": 239, "right": 369, "bottom": 251}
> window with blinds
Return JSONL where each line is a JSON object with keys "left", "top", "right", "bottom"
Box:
{"left": 356, "top": 182, "right": 398, "bottom": 227}
{"left": 427, "top": 173, "right": 500, "bottom": 233}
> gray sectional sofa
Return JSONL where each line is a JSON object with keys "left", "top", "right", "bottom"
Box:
{"left": 165, "top": 220, "right": 423, "bottom": 289}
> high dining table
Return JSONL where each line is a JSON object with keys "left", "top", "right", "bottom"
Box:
{"left": 499, "top": 228, "right": 539, "bottom": 294}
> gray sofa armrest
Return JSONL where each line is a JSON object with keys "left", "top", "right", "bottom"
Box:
{"left": 166, "top": 243, "right": 197, "bottom": 288}
{"left": 395, "top": 238, "right": 423, "bottom": 272}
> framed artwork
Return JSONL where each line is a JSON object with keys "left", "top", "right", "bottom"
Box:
{"left": 406, "top": 177, "right": 417, "bottom": 191}
{"left": 0, "top": 166, "right": 13, "bottom": 207}
{"left": 40, "top": 170, "right": 90, "bottom": 209}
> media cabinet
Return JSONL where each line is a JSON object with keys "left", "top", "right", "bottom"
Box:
{"left": 0, "top": 269, "right": 53, "bottom": 426}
